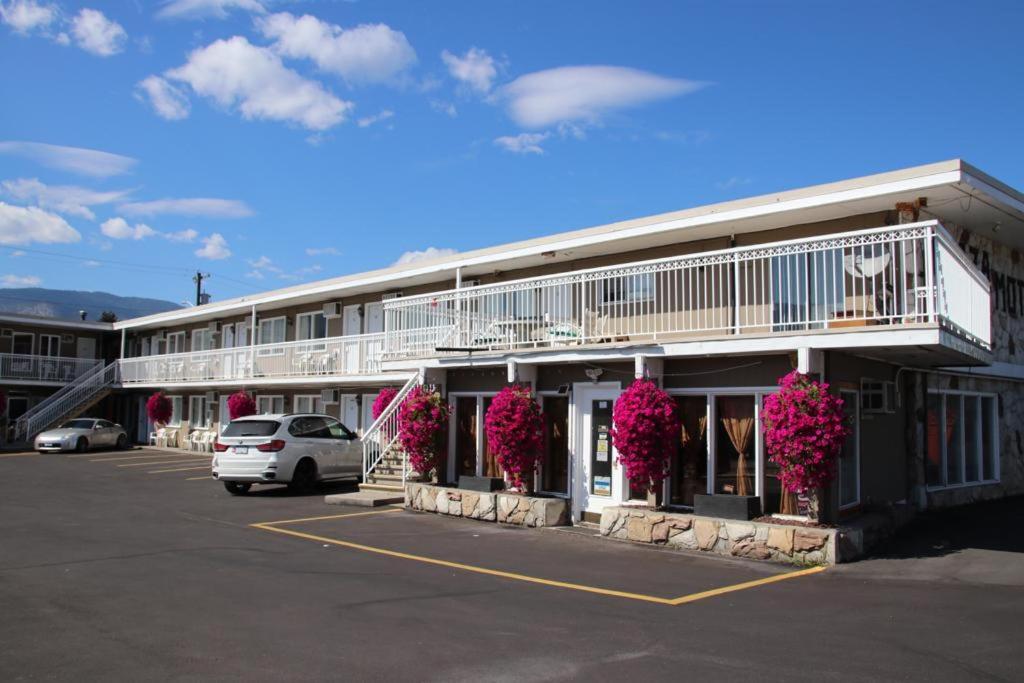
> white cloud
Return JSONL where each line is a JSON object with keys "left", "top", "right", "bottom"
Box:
{"left": 163, "top": 228, "right": 198, "bottom": 242}
{"left": 357, "top": 109, "right": 393, "bottom": 128}
{"left": 392, "top": 246, "right": 457, "bottom": 266}
{"left": 256, "top": 12, "right": 416, "bottom": 85}
{"left": 715, "top": 176, "right": 753, "bottom": 190}
{"left": 0, "top": 0, "right": 58, "bottom": 34}
{"left": 100, "top": 216, "right": 156, "bottom": 240}
{"left": 498, "top": 65, "right": 703, "bottom": 129}
{"left": 0, "top": 141, "right": 136, "bottom": 178}
{"left": 9, "top": 250, "right": 25, "bottom": 257}
{"left": 135, "top": 75, "right": 190, "bottom": 120}
{"left": 118, "top": 197, "right": 253, "bottom": 218}
{"left": 247, "top": 254, "right": 321, "bottom": 281}
{"left": 494, "top": 132, "right": 549, "bottom": 155}
{"left": 305, "top": 246, "right": 339, "bottom": 256}
{"left": 82, "top": 259, "right": 101, "bottom": 267}
{"left": 70, "top": 8, "right": 126, "bottom": 57}
{"left": 0, "top": 274, "right": 42, "bottom": 287}
{"left": 156, "top": 0, "right": 265, "bottom": 20}
{"left": 1, "top": 178, "right": 130, "bottom": 220}
{"left": 0, "top": 202, "right": 81, "bottom": 245}
{"left": 430, "top": 99, "right": 457, "bottom": 118}
{"left": 441, "top": 47, "right": 496, "bottom": 94}
{"left": 163, "top": 36, "right": 352, "bottom": 131}
{"left": 195, "top": 232, "right": 230, "bottom": 259}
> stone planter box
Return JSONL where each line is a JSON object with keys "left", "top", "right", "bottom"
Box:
{"left": 600, "top": 506, "right": 846, "bottom": 565}
{"left": 406, "top": 482, "right": 569, "bottom": 528}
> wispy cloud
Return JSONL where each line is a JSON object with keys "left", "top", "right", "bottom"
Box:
{"left": 1, "top": 177, "right": 131, "bottom": 220}
{"left": 442, "top": 47, "right": 497, "bottom": 94}
{"left": 357, "top": 109, "right": 394, "bottom": 128}
{"left": 156, "top": 0, "right": 265, "bottom": 21}
{"left": 118, "top": 197, "right": 253, "bottom": 218}
{"left": 715, "top": 176, "right": 752, "bottom": 190}
{"left": 69, "top": 8, "right": 126, "bottom": 57}
{"left": 135, "top": 75, "right": 190, "bottom": 120}
{"left": 392, "top": 246, "right": 457, "bottom": 266}
{"left": 494, "top": 132, "right": 549, "bottom": 155}
{"left": 305, "top": 246, "right": 340, "bottom": 256}
{"left": 0, "top": 273, "right": 42, "bottom": 287}
{"left": 0, "top": 141, "right": 137, "bottom": 178}
{"left": 0, "top": 0, "right": 58, "bottom": 35}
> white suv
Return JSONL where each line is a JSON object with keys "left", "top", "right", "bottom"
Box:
{"left": 213, "top": 414, "right": 362, "bottom": 495}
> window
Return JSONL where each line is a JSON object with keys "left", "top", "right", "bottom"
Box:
{"left": 861, "top": 379, "right": 894, "bottom": 414}
{"left": 771, "top": 250, "right": 844, "bottom": 331}
{"left": 449, "top": 393, "right": 501, "bottom": 482}
{"left": 166, "top": 332, "right": 186, "bottom": 354}
{"left": 191, "top": 329, "right": 213, "bottom": 352}
{"left": 296, "top": 312, "right": 328, "bottom": 340}
{"left": 40, "top": 334, "right": 61, "bottom": 357}
{"left": 601, "top": 273, "right": 654, "bottom": 305}
{"left": 294, "top": 395, "right": 324, "bottom": 414}
{"left": 168, "top": 396, "right": 183, "bottom": 426}
{"left": 256, "top": 395, "right": 285, "bottom": 415}
{"left": 11, "top": 332, "right": 33, "bottom": 355}
{"left": 258, "top": 317, "right": 286, "bottom": 345}
{"left": 189, "top": 396, "right": 209, "bottom": 429}
{"left": 288, "top": 415, "right": 331, "bottom": 438}
{"left": 222, "top": 420, "right": 280, "bottom": 437}
{"left": 670, "top": 395, "right": 709, "bottom": 507}
{"left": 926, "top": 390, "right": 999, "bottom": 489}
{"left": 539, "top": 395, "right": 569, "bottom": 496}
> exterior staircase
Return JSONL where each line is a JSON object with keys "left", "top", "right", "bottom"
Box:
{"left": 14, "top": 361, "right": 120, "bottom": 443}
{"left": 360, "top": 374, "right": 419, "bottom": 493}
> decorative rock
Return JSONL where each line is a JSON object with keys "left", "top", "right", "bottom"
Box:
{"left": 461, "top": 492, "right": 480, "bottom": 518}
{"left": 651, "top": 521, "right": 671, "bottom": 544}
{"left": 626, "top": 516, "right": 654, "bottom": 543}
{"left": 793, "top": 530, "right": 827, "bottom": 552}
{"left": 694, "top": 519, "right": 719, "bottom": 550}
{"left": 803, "top": 550, "right": 825, "bottom": 565}
{"left": 732, "top": 540, "right": 772, "bottom": 560}
{"left": 724, "top": 522, "right": 754, "bottom": 541}
{"left": 767, "top": 527, "right": 795, "bottom": 555}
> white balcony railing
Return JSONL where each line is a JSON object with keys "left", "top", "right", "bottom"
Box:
{"left": 383, "top": 221, "right": 991, "bottom": 359}
{"left": 0, "top": 353, "right": 102, "bottom": 383}
{"left": 119, "top": 332, "right": 386, "bottom": 385}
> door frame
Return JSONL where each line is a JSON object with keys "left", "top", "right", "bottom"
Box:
{"left": 571, "top": 381, "right": 623, "bottom": 521}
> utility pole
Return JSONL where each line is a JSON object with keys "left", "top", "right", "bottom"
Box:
{"left": 193, "top": 271, "right": 210, "bottom": 306}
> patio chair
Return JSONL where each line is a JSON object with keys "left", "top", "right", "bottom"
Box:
{"left": 150, "top": 427, "right": 166, "bottom": 446}
{"left": 189, "top": 429, "right": 207, "bottom": 452}
{"left": 203, "top": 427, "right": 218, "bottom": 453}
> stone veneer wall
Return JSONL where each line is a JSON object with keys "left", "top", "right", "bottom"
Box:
{"left": 405, "top": 482, "right": 569, "bottom": 528}
{"left": 600, "top": 507, "right": 843, "bottom": 565}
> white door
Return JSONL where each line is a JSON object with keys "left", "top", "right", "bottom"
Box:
{"left": 340, "top": 394, "right": 360, "bottom": 433}
{"left": 76, "top": 337, "right": 96, "bottom": 359}
{"left": 342, "top": 305, "right": 361, "bottom": 336}
{"left": 137, "top": 395, "right": 149, "bottom": 444}
{"left": 365, "top": 302, "right": 384, "bottom": 334}
{"left": 360, "top": 393, "right": 376, "bottom": 433}
{"left": 341, "top": 306, "right": 362, "bottom": 371}
{"left": 572, "top": 383, "right": 624, "bottom": 521}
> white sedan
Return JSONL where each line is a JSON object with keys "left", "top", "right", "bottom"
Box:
{"left": 35, "top": 418, "right": 129, "bottom": 453}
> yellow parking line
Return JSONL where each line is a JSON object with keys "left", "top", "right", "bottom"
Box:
{"left": 118, "top": 458, "right": 210, "bottom": 468}
{"left": 91, "top": 453, "right": 207, "bottom": 462}
{"left": 0, "top": 452, "right": 39, "bottom": 458}
{"left": 250, "top": 510, "right": 826, "bottom": 606}
{"left": 148, "top": 465, "right": 212, "bottom": 474}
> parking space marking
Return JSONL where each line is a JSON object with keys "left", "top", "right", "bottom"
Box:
{"left": 0, "top": 452, "right": 39, "bottom": 458}
{"left": 118, "top": 458, "right": 210, "bottom": 468}
{"left": 148, "top": 465, "right": 212, "bottom": 474}
{"left": 186, "top": 476, "right": 212, "bottom": 481}
{"left": 251, "top": 510, "right": 827, "bottom": 606}
{"left": 90, "top": 453, "right": 208, "bottom": 462}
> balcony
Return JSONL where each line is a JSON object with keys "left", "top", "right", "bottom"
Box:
{"left": 382, "top": 221, "right": 991, "bottom": 363}
{"left": 119, "top": 332, "right": 388, "bottom": 386}
{"left": 0, "top": 354, "right": 103, "bottom": 384}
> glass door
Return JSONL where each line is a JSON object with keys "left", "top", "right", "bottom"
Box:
{"left": 572, "top": 384, "right": 623, "bottom": 520}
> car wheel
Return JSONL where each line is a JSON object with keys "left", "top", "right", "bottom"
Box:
{"left": 288, "top": 459, "right": 317, "bottom": 494}
{"left": 116, "top": 434, "right": 128, "bottom": 450}
{"left": 223, "top": 481, "right": 251, "bottom": 495}
{"left": 75, "top": 437, "right": 88, "bottom": 453}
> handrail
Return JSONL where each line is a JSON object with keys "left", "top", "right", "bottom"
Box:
{"left": 0, "top": 353, "right": 102, "bottom": 383}
{"left": 361, "top": 374, "right": 419, "bottom": 485}
{"left": 14, "top": 361, "right": 119, "bottom": 442}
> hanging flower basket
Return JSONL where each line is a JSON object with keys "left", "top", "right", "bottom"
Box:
{"left": 761, "top": 371, "right": 849, "bottom": 521}
{"left": 484, "top": 384, "right": 544, "bottom": 492}
{"left": 372, "top": 387, "right": 399, "bottom": 421}
{"left": 397, "top": 385, "right": 450, "bottom": 479}
{"left": 610, "top": 379, "right": 680, "bottom": 498}
{"left": 227, "top": 391, "right": 256, "bottom": 421}
{"left": 146, "top": 391, "right": 173, "bottom": 426}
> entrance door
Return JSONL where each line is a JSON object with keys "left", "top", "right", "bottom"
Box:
{"left": 365, "top": 302, "right": 383, "bottom": 334}
{"left": 342, "top": 305, "right": 362, "bottom": 371}
{"left": 572, "top": 383, "right": 623, "bottom": 521}
{"left": 76, "top": 336, "right": 96, "bottom": 359}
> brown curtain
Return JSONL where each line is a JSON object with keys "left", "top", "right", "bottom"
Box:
{"left": 482, "top": 398, "right": 504, "bottom": 478}
{"left": 719, "top": 398, "right": 754, "bottom": 496}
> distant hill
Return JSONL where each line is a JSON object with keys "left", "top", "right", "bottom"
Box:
{"left": 0, "top": 288, "right": 182, "bottom": 322}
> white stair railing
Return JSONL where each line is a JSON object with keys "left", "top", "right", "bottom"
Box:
{"left": 14, "top": 361, "right": 120, "bottom": 442}
{"left": 361, "top": 374, "right": 420, "bottom": 485}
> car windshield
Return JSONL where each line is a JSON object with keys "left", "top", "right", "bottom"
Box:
{"left": 222, "top": 420, "right": 280, "bottom": 437}
{"left": 61, "top": 419, "right": 95, "bottom": 429}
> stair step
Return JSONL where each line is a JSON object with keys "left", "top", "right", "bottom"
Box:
{"left": 359, "top": 482, "right": 405, "bottom": 493}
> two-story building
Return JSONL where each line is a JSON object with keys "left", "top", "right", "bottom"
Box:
{"left": 16, "top": 159, "right": 1022, "bottom": 526}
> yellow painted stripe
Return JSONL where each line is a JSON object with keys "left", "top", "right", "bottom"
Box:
{"left": 118, "top": 458, "right": 210, "bottom": 468}
{"left": 0, "top": 452, "right": 39, "bottom": 458}
{"left": 258, "top": 508, "right": 402, "bottom": 526}
{"left": 186, "top": 476, "right": 212, "bottom": 481}
{"left": 251, "top": 514, "right": 826, "bottom": 606}
{"left": 91, "top": 453, "right": 206, "bottom": 462}
{"left": 148, "top": 465, "right": 212, "bottom": 474}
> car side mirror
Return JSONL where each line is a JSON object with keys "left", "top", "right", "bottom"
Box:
{"left": 93, "top": 425, "right": 102, "bottom": 430}
{"left": 114, "top": 424, "right": 122, "bottom": 429}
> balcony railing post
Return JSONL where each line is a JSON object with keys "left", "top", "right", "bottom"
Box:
{"left": 925, "top": 227, "right": 936, "bottom": 323}
{"left": 732, "top": 252, "right": 741, "bottom": 335}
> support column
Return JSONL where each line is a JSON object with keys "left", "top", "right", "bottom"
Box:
{"left": 796, "top": 347, "right": 824, "bottom": 377}
{"left": 507, "top": 359, "right": 537, "bottom": 391}
{"left": 634, "top": 354, "right": 664, "bottom": 386}
{"left": 119, "top": 328, "right": 126, "bottom": 360}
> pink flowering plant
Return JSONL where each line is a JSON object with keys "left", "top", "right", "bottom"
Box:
{"left": 146, "top": 391, "right": 173, "bottom": 425}
{"left": 371, "top": 387, "right": 399, "bottom": 421}
{"left": 397, "top": 385, "right": 450, "bottom": 478}
{"left": 484, "top": 385, "right": 545, "bottom": 491}
{"left": 761, "top": 371, "right": 849, "bottom": 500}
{"left": 227, "top": 391, "right": 256, "bottom": 421}
{"left": 610, "top": 379, "right": 680, "bottom": 495}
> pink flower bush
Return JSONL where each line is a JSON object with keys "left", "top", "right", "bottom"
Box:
{"left": 227, "top": 391, "right": 256, "bottom": 421}
{"left": 372, "top": 387, "right": 399, "bottom": 421}
{"left": 146, "top": 391, "right": 173, "bottom": 425}
{"left": 484, "top": 385, "right": 544, "bottom": 491}
{"left": 761, "top": 371, "right": 849, "bottom": 495}
{"left": 610, "top": 379, "right": 680, "bottom": 494}
{"left": 397, "top": 385, "right": 450, "bottom": 478}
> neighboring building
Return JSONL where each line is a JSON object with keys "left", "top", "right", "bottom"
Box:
{"left": 15, "top": 160, "right": 1023, "bottom": 525}
{"left": 0, "top": 313, "right": 116, "bottom": 441}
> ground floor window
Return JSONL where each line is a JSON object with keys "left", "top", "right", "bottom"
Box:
{"left": 670, "top": 395, "right": 708, "bottom": 507}
{"left": 294, "top": 395, "right": 324, "bottom": 414}
{"left": 168, "top": 396, "right": 183, "bottom": 426}
{"left": 188, "top": 396, "right": 210, "bottom": 429}
{"left": 926, "top": 390, "right": 999, "bottom": 489}
{"left": 539, "top": 395, "right": 569, "bottom": 495}
{"left": 257, "top": 395, "right": 285, "bottom": 415}
{"left": 450, "top": 393, "right": 502, "bottom": 482}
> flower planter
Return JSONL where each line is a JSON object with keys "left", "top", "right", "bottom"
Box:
{"left": 458, "top": 475, "right": 506, "bottom": 492}
{"left": 406, "top": 483, "right": 569, "bottom": 528}
{"left": 693, "top": 494, "right": 761, "bottom": 521}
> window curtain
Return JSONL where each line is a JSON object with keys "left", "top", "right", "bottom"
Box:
{"left": 679, "top": 411, "right": 708, "bottom": 500}
{"left": 719, "top": 398, "right": 754, "bottom": 496}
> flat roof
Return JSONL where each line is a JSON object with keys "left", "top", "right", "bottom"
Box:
{"left": 0, "top": 312, "right": 113, "bottom": 332}
{"left": 116, "top": 159, "right": 1024, "bottom": 331}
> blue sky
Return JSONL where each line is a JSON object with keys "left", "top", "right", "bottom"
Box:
{"left": 1, "top": 0, "right": 1022, "bottom": 306}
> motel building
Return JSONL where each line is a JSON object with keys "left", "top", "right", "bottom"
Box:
{"left": 8, "top": 160, "right": 1024, "bottom": 558}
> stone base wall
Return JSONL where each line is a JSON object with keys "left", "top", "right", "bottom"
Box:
{"left": 405, "top": 483, "right": 569, "bottom": 528}
{"left": 600, "top": 507, "right": 843, "bottom": 565}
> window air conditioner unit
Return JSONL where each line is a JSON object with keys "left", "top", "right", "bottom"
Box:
{"left": 205, "top": 391, "right": 218, "bottom": 402}
{"left": 323, "top": 302, "right": 342, "bottom": 318}
{"left": 61, "top": 334, "right": 75, "bottom": 344}
{"left": 152, "top": 331, "right": 166, "bottom": 342}
{"left": 382, "top": 292, "right": 403, "bottom": 301}
{"left": 320, "top": 389, "right": 340, "bottom": 405}
{"left": 207, "top": 321, "right": 221, "bottom": 334}
{"left": 0, "top": 329, "right": 12, "bottom": 337}
{"left": 460, "top": 279, "right": 480, "bottom": 288}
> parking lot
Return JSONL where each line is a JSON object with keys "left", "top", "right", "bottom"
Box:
{"left": 2, "top": 448, "right": 1022, "bottom": 681}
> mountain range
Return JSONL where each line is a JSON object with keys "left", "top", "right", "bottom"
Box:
{"left": 0, "top": 288, "right": 182, "bottom": 322}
